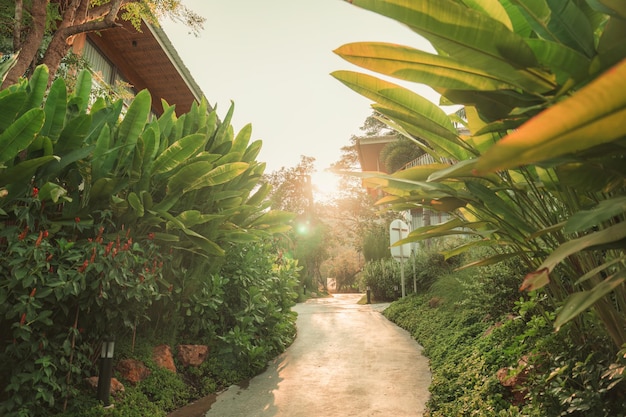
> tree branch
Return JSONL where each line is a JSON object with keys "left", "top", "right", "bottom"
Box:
{"left": 88, "top": 0, "right": 133, "bottom": 21}
{"left": 13, "top": 0, "right": 23, "bottom": 50}
{"left": 62, "top": 0, "right": 125, "bottom": 37}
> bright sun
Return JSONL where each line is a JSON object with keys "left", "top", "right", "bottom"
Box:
{"left": 310, "top": 170, "right": 341, "bottom": 202}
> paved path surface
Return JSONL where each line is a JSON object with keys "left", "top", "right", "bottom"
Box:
{"left": 172, "top": 293, "right": 431, "bottom": 417}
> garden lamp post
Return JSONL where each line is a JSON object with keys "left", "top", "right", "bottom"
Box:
{"left": 96, "top": 336, "right": 115, "bottom": 407}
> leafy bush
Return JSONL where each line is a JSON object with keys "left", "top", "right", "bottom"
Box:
{"left": 360, "top": 248, "right": 459, "bottom": 301}
{"left": 0, "top": 65, "right": 298, "bottom": 416}
{"left": 384, "top": 271, "right": 626, "bottom": 416}
{"left": 138, "top": 367, "right": 192, "bottom": 412}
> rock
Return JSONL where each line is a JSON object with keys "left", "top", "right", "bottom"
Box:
{"left": 177, "top": 344, "right": 209, "bottom": 367}
{"left": 116, "top": 358, "right": 151, "bottom": 385}
{"left": 496, "top": 355, "right": 532, "bottom": 405}
{"left": 153, "top": 344, "right": 176, "bottom": 373}
{"left": 84, "top": 376, "right": 125, "bottom": 396}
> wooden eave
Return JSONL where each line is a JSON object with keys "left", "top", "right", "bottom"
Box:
{"left": 83, "top": 19, "right": 206, "bottom": 116}
{"left": 355, "top": 135, "right": 397, "bottom": 173}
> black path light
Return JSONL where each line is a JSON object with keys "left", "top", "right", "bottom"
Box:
{"left": 96, "top": 336, "right": 115, "bottom": 407}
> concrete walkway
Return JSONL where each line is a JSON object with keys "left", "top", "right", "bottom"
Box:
{"left": 171, "top": 293, "right": 431, "bottom": 417}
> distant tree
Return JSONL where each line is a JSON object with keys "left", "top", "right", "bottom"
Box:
{"left": 379, "top": 137, "right": 425, "bottom": 172}
{"left": 264, "top": 156, "right": 329, "bottom": 290}
{"left": 264, "top": 155, "right": 315, "bottom": 214}
{"left": 322, "top": 247, "right": 361, "bottom": 292}
{"left": 359, "top": 110, "right": 394, "bottom": 136}
{"left": 1, "top": 0, "right": 204, "bottom": 88}
{"left": 362, "top": 223, "right": 390, "bottom": 262}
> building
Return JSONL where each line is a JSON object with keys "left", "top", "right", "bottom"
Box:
{"left": 71, "top": 18, "right": 206, "bottom": 117}
{"left": 355, "top": 134, "right": 453, "bottom": 246}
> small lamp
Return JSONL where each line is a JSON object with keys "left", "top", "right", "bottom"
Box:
{"left": 96, "top": 336, "right": 115, "bottom": 407}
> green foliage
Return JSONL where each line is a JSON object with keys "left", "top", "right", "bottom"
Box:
{"left": 0, "top": 66, "right": 298, "bottom": 416}
{"left": 383, "top": 257, "right": 626, "bottom": 416}
{"left": 361, "top": 222, "right": 389, "bottom": 262}
{"left": 335, "top": 0, "right": 626, "bottom": 351}
{"left": 379, "top": 136, "right": 424, "bottom": 172}
{"left": 58, "top": 387, "right": 165, "bottom": 417}
{"left": 360, "top": 246, "right": 459, "bottom": 301}
{"left": 138, "top": 367, "right": 192, "bottom": 412}
{"left": 214, "top": 242, "right": 299, "bottom": 376}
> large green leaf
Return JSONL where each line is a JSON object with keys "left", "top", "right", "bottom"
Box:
{"left": 0, "top": 91, "right": 27, "bottom": 131}
{"left": 0, "top": 108, "right": 45, "bottom": 164}
{"left": 330, "top": 71, "right": 463, "bottom": 155}
{"left": 0, "top": 156, "right": 56, "bottom": 186}
{"left": 175, "top": 210, "right": 222, "bottom": 228}
{"left": 91, "top": 124, "right": 114, "bottom": 181}
{"left": 22, "top": 66, "right": 48, "bottom": 115}
{"left": 41, "top": 77, "right": 67, "bottom": 141}
{"left": 521, "top": 221, "right": 626, "bottom": 291}
{"left": 116, "top": 89, "right": 151, "bottom": 169}
{"left": 184, "top": 162, "right": 249, "bottom": 193}
{"left": 554, "top": 272, "right": 626, "bottom": 331}
{"left": 509, "top": 0, "right": 555, "bottom": 41}
{"left": 564, "top": 196, "right": 626, "bottom": 233}
{"left": 545, "top": 0, "right": 596, "bottom": 58}
{"left": 167, "top": 162, "right": 249, "bottom": 195}
{"left": 349, "top": 0, "right": 555, "bottom": 92}
{"left": 525, "top": 38, "right": 591, "bottom": 82}
{"left": 180, "top": 228, "right": 225, "bottom": 257}
{"left": 462, "top": 0, "right": 513, "bottom": 29}
{"left": 69, "top": 70, "right": 93, "bottom": 114}
{"left": 372, "top": 104, "right": 472, "bottom": 160}
{"left": 335, "top": 42, "right": 520, "bottom": 91}
{"left": 231, "top": 123, "right": 252, "bottom": 155}
{"left": 152, "top": 133, "right": 207, "bottom": 175}
{"left": 476, "top": 58, "right": 626, "bottom": 173}
{"left": 249, "top": 210, "right": 296, "bottom": 229}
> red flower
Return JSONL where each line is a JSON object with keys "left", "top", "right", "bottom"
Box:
{"left": 29, "top": 288, "right": 36, "bottom": 298}
{"left": 18, "top": 226, "right": 28, "bottom": 240}
{"left": 20, "top": 313, "right": 26, "bottom": 326}
{"left": 42, "top": 230, "right": 49, "bottom": 238}
{"left": 74, "top": 217, "right": 80, "bottom": 223}
{"left": 77, "top": 260, "right": 89, "bottom": 273}
{"left": 32, "top": 187, "right": 39, "bottom": 197}
{"left": 148, "top": 232, "right": 155, "bottom": 240}
{"left": 35, "top": 231, "right": 43, "bottom": 247}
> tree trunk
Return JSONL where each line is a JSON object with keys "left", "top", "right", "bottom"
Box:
{"left": 3, "top": 0, "right": 128, "bottom": 88}
{"left": 2, "top": 0, "right": 48, "bottom": 89}
{"left": 40, "top": 0, "right": 90, "bottom": 86}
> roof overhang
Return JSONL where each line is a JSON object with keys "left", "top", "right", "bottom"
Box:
{"left": 355, "top": 135, "right": 397, "bottom": 173}
{"left": 86, "top": 18, "right": 207, "bottom": 116}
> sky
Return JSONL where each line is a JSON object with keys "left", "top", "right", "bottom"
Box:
{"left": 161, "top": 0, "right": 438, "bottom": 198}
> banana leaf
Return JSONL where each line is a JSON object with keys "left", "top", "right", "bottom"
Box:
{"left": 476, "top": 58, "right": 626, "bottom": 173}
{"left": 0, "top": 108, "right": 45, "bottom": 164}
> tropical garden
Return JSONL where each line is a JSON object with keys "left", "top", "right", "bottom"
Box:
{"left": 333, "top": 0, "right": 626, "bottom": 414}
{"left": 0, "top": 49, "right": 302, "bottom": 417}
{"left": 3, "top": 0, "right": 626, "bottom": 415}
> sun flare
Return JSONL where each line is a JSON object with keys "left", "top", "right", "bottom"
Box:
{"left": 311, "top": 170, "right": 341, "bottom": 201}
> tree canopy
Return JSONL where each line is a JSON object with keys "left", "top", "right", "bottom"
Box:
{"left": 1, "top": 0, "right": 204, "bottom": 88}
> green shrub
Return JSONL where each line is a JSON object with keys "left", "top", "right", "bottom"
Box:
{"left": 137, "top": 367, "right": 191, "bottom": 412}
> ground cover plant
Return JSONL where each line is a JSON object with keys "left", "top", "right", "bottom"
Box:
{"left": 384, "top": 247, "right": 625, "bottom": 416}
{"left": 0, "top": 61, "right": 300, "bottom": 416}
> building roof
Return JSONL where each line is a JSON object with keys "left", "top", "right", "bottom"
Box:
{"left": 355, "top": 135, "right": 398, "bottom": 173}
{"left": 86, "top": 18, "right": 208, "bottom": 116}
